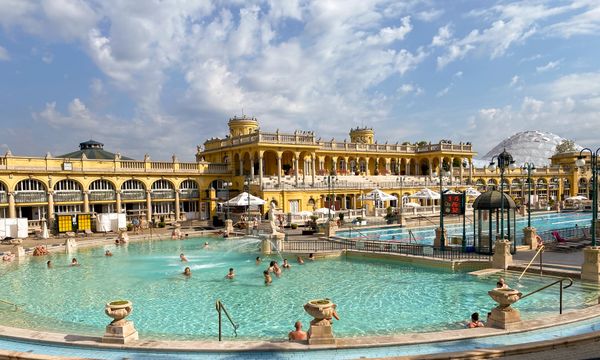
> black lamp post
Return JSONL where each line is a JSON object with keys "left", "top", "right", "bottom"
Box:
{"left": 522, "top": 162, "right": 536, "bottom": 228}
{"left": 576, "top": 148, "right": 600, "bottom": 246}
{"left": 488, "top": 149, "right": 517, "bottom": 240}
{"left": 436, "top": 161, "right": 451, "bottom": 250}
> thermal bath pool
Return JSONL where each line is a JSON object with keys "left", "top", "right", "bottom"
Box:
{"left": 0, "top": 236, "right": 597, "bottom": 341}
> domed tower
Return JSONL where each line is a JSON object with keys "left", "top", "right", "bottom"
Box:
{"left": 349, "top": 127, "right": 375, "bottom": 144}
{"left": 228, "top": 115, "right": 259, "bottom": 137}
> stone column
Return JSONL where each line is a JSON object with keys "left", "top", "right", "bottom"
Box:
{"left": 428, "top": 158, "right": 433, "bottom": 177}
{"left": 175, "top": 190, "right": 181, "bottom": 221}
{"left": 581, "top": 246, "right": 600, "bottom": 283}
{"left": 146, "top": 190, "right": 152, "bottom": 222}
{"left": 259, "top": 154, "right": 264, "bottom": 187}
{"left": 344, "top": 157, "right": 349, "bottom": 174}
{"left": 522, "top": 227, "right": 537, "bottom": 250}
{"left": 311, "top": 156, "right": 316, "bottom": 185}
{"left": 469, "top": 159, "right": 473, "bottom": 184}
{"left": 492, "top": 239, "right": 513, "bottom": 270}
{"left": 365, "top": 157, "right": 370, "bottom": 175}
{"left": 239, "top": 157, "right": 244, "bottom": 176}
{"left": 385, "top": 158, "right": 391, "bottom": 173}
{"left": 460, "top": 158, "right": 464, "bottom": 184}
{"left": 294, "top": 155, "right": 300, "bottom": 185}
{"left": 115, "top": 190, "right": 122, "bottom": 213}
{"left": 332, "top": 156, "right": 338, "bottom": 174}
{"left": 276, "top": 154, "right": 282, "bottom": 186}
{"left": 250, "top": 154, "right": 255, "bottom": 181}
{"left": 8, "top": 192, "right": 16, "bottom": 219}
{"left": 449, "top": 157, "right": 454, "bottom": 185}
{"left": 83, "top": 191, "right": 90, "bottom": 213}
{"left": 405, "top": 160, "right": 410, "bottom": 175}
{"left": 47, "top": 191, "right": 55, "bottom": 221}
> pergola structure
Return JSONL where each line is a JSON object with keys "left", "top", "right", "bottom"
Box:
{"left": 472, "top": 190, "right": 517, "bottom": 255}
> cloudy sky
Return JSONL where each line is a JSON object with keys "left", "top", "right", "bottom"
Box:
{"left": 1, "top": 0, "right": 599, "bottom": 161}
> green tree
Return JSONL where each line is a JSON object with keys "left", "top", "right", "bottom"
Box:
{"left": 555, "top": 139, "right": 576, "bottom": 154}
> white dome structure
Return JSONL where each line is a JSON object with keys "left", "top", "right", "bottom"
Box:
{"left": 478, "top": 130, "right": 582, "bottom": 167}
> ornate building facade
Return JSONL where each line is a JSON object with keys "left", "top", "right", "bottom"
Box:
{"left": 0, "top": 116, "right": 595, "bottom": 230}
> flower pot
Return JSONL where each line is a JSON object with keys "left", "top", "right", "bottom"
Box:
{"left": 105, "top": 300, "right": 133, "bottom": 326}
{"left": 304, "top": 299, "right": 337, "bottom": 326}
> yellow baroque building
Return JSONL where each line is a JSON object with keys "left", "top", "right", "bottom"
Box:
{"left": 0, "top": 116, "right": 594, "bottom": 231}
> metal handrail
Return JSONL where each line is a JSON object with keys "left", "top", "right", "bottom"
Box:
{"left": 414, "top": 214, "right": 438, "bottom": 227}
{"left": 519, "top": 277, "right": 573, "bottom": 314}
{"left": 215, "top": 299, "right": 238, "bottom": 341}
{"left": 0, "top": 299, "right": 18, "bottom": 311}
{"left": 348, "top": 225, "right": 377, "bottom": 241}
{"left": 408, "top": 229, "right": 417, "bottom": 243}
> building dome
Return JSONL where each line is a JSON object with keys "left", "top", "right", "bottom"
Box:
{"left": 472, "top": 190, "right": 516, "bottom": 210}
{"left": 479, "top": 130, "right": 582, "bottom": 166}
{"left": 228, "top": 115, "right": 259, "bottom": 137}
{"left": 57, "top": 140, "right": 133, "bottom": 160}
{"left": 349, "top": 127, "right": 375, "bottom": 144}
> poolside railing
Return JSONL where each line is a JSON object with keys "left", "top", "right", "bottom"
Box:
{"left": 282, "top": 239, "right": 491, "bottom": 261}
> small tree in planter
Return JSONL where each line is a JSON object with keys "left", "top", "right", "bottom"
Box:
{"left": 338, "top": 213, "right": 344, "bottom": 225}
{"left": 291, "top": 223, "right": 298, "bottom": 229}
{"left": 384, "top": 206, "right": 395, "bottom": 224}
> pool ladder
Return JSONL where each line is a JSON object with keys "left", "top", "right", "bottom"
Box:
{"left": 519, "top": 277, "right": 573, "bottom": 314}
{"left": 215, "top": 299, "right": 239, "bottom": 341}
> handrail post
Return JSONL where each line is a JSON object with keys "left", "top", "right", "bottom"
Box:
{"left": 217, "top": 300, "right": 222, "bottom": 341}
{"left": 560, "top": 280, "right": 563, "bottom": 314}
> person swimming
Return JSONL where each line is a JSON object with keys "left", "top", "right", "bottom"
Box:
{"left": 263, "top": 270, "right": 272, "bottom": 285}
{"left": 225, "top": 268, "right": 235, "bottom": 279}
{"left": 297, "top": 255, "right": 304, "bottom": 265}
{"left": 180, "top": 253, "right": 188, "bottom": 262}
{"left": 183, "top": 267, "right": 191, "bottom": 276}
{"left": 105, "top": 250, "right": 113, "bottom": 257}
{"left": 282, "top": 259, "right": 291, "bottom": 269}
{"left": 203, "top": 242, "right": 209, "bottom": 249}
{"left": 308, "top": 253, "right": 315, "bottom": 261}
{"left": 256, "top": 256, "right": 261, "bottom": 265}
{"left": 46, "top": 260, "right": 52, "bottom": 268}
{"left": 71, "top": 258, "right": 79, "bottom": 266}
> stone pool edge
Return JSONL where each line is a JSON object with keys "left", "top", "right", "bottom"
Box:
{"left": 0, "top": 303, "right": 598, "bottom": 354}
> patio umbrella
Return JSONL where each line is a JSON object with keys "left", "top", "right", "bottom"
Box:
{"left": 402, "top": 202, "right": 421, "bottom": 208}
{"left": 565, "top": 195, "right": 588, "bottom": 201}
{"left": 314, "top": 208, "right": 335, "bottom": 215}
{"left": 295, "top": 210, "right": 313, "bottom": 216}
{"left": 361, "top": 189, "right": 398, "bottom": 201}
{"left": 41, "top": 221, "right": 49, "bottom": 239}
{"left": 222, "top": 192, "right": 266, "bottom": 206}
{"left": 464, "top": 187, "right": 481, "bottom": 197}
{"left": 409, "top": 188, "right": 440, "bottom": 200}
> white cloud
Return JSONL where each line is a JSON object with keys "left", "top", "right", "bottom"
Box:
{"left": 398, "top": 83, "right": 423, "bottom": 96}
{"left": 41, "top": 52, "right": 53, "bottom": 63}
{"left": 546, "top": 4, "right": 600, "bottom": 38}
{"left": 0, "top": 45, "right": 9, "bottom": 61}
{"left": 541, "top": 72, "right": 600, "bottom": 99}
{"left": 536, "top": 60, "right": 561, "bottom": 72}
{"left": 453, "top": 71, "right": 463, "bottom": 78}
{"left": 436, "top": 86, "right": 450, "bottom": 97}
{"left": 431, "top": 24, "right": 452, "bottom": 47}
{"left": 416, "top": 8, "right": 443, "bottom": 22}
{"left": 365, "top": 16, "right": 412, "bottom": 46}
{"left": 510, "top": 75, "right": 520, "bottom": 87}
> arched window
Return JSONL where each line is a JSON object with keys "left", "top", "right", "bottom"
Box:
{"left": 54, "top": 179, "right": 83, "bottom": 202}
{"left": 89, "top": 180, "right": 116, "bottom": 201}
{"left": 121, "top": 180, "right": 146, "bottom": 201}
{"left": 15, "top": 179, "right": 47, "bottom": 203}
{"left": 151, "top": 180, "right": 175, "bottom": 199}
{"left": 180, "top": 180, "right": 199, "bottom": 199}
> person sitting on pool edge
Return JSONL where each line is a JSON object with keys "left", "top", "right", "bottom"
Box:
{"left": 263, "top": 270, "right": 272, "bottom": 285}
{"left": 288, "top": 321, "right": 307, "bottom": 341}
{"left": 467, "top": 312, "right": 484, "bottom": 328}
{"left": 225, "top": 268, "right": 235, "bottom": 279}
{"left": 183, "top": 267, "right": 191, "bottom": 276}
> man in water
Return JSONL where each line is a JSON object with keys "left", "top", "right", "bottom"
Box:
{"left": 308, "top": 253, "right": 315, "bottom": 261}
{"left": 105, "top": 250, "right": 113, "bottom": 257}
{"left": 263, "top": 270, "right": 272, "bottom": 285}
{"left": 203, "top": 242, "right": 210, "bottom": 249}
{"left": 288, "top": 321, "right": 307, "bottom": 341}
{"left": 71, "top": 258, "right": 79, "bottom": 266}
{"left": 296, "top": 256, "right": 304, "bottom": 265}
{"left": 282, "top": 259, "right": 291, "bottom": 269}
{"left": 225, "top": 268, "right": 235, "bottom": 279}
{"left": 183, "top": 267, "right": 191, "bottom": 276}
{"left": 255, "top": 256, "right": 261, "bottom": 265}
{"left": 467, "top": 312, "right": 484, "bottom": 328}
{"left": 180, "top": 253, "right": 188, "bottom": 262}
{"left": 46, "top": 260, "right": 52, "bottom": 268}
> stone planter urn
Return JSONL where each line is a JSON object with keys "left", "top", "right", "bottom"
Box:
{"left": 102, "top": 300, "right": 138, "bottom": 344}
{"left": 303, "top": 299, "right": 338, "bottom": 345}
{"left": 105, "top": 300, "right": 133, "bottom": 326}
{"left": 487, "top": 288, "right": 523, "bottom": 329}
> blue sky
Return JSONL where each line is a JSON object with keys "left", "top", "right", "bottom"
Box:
{"left": 1, "top": 0, "right": 600, "bottom": 161}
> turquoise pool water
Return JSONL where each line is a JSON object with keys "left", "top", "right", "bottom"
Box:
{"left": 0, "top": 236, "right": 597, "bottom": 341}
{"left": 336, "top": 212, "right": 592, "bottom": 244}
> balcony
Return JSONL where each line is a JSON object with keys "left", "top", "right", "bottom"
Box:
{"left": 89, "top": 190, "right": 116, "bottom": 202}
{"left": 15, "top": 191, "right": 48, "bottom": 203}
{"left": 121, "top": 190, "right": 146, "bottom": 201}
{"left": 54, "top": 191, "right": 83, "bottom": 202}
{"left": 151, "top": 190, "right": 175, "bottom": 200}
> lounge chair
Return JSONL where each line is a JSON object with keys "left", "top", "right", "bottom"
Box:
{"left": 551, "top": 231, "right": 585, "bottom": 249}
{"left": 84, "top": 229, "right": 93, "bottom": 237}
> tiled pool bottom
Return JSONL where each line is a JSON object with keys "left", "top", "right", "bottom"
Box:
{"left": 3, "top": 313, "right": 600, "bottom": 360}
